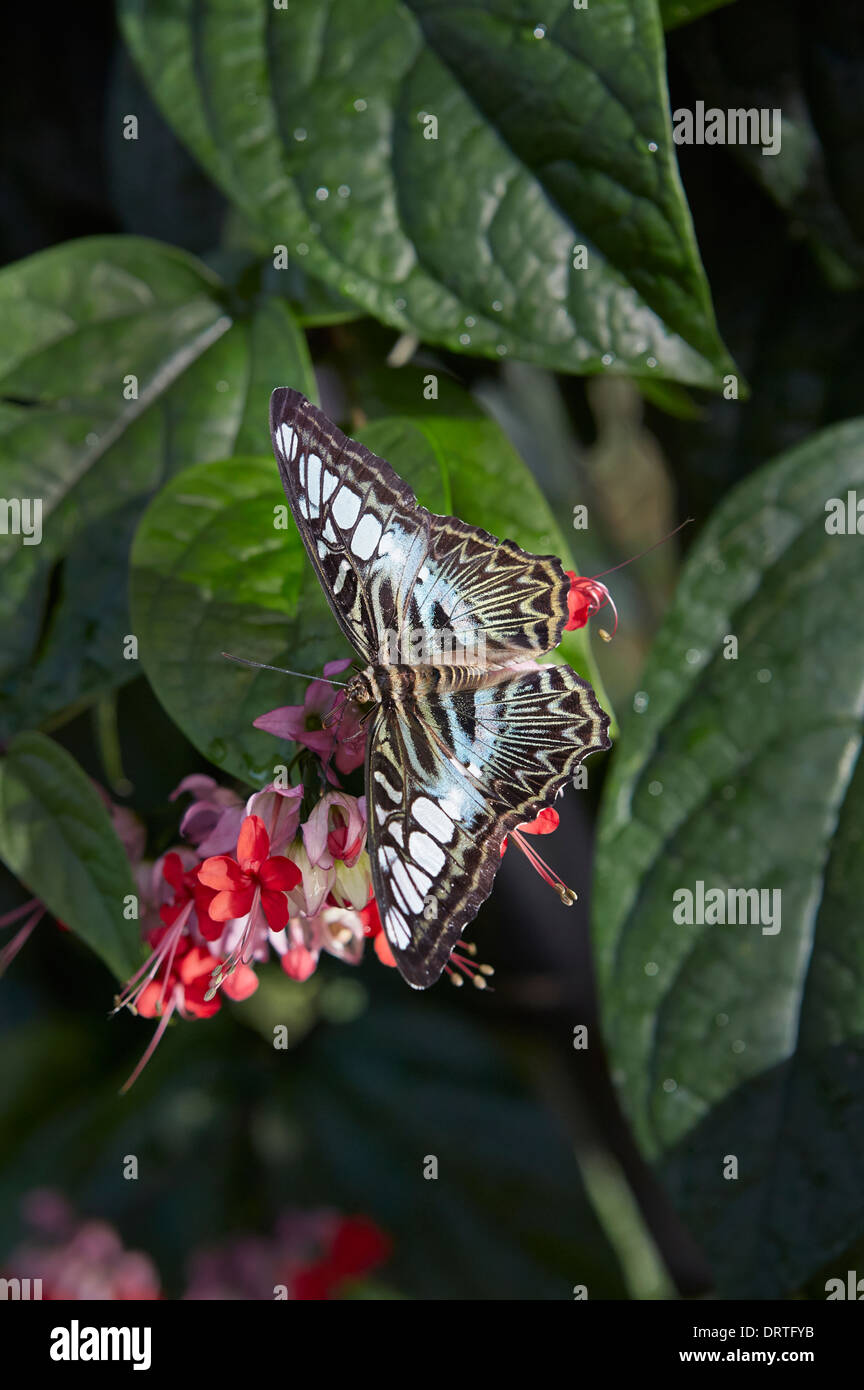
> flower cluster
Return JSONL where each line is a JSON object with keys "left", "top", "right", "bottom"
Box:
{"left": 2, "top": 1190, "right": 160, "bottom": 1300}
{"left": 2, "top": 1189, "right": 391, "bottom": 1301}
{"left": 106, "top": 656, "right": 576, "bottom": 1083}
{"left": 185, "top": 1210, "right": 391, "bottom": 1301}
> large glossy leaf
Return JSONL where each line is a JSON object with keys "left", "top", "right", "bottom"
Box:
{"left": 130, "top": 412, "right": 609, "bottom": 786}
{"left": 0, "top": 236, "right": 314, "bottom": 739}
{"left": 0, "top": 733, "right": 140, "bottom": 982}
{"left": 119, "top": 0, "right": 735, "bottom": 387}
{"left": 593, "top": 420, "right": 864, "bottom": 1297}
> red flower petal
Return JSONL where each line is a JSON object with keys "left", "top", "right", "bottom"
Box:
{"left": 373, "top": 932, "right": 396, "bottom": 968}
{"left": 221, "top": 963, "right": 259, "bottom": 1001}
{"left": 258, "top": 855, "right": 302, "bottom": 892}
{"left": 291, "top": 1263, "right": 334, "bottom": 1301}
{"left": 178, "top": 945, "right": 220, "bottom": 985}
{"left": 360, "top": 896, "right": 382, "bottom": 939}
{"left": 518, "top": 807, "right": 559, "bottom": 836}
{"left": 197, "top": 856, "right": 248, "bottom": 892}
{"left": 161, "top": 852, "right": 186, "bottom": 894}
{"left": 136, "top": 980, "right": 168, "bottom": 1019}
{"left": 281, "top": 945, "right": 318, "bottom": 982}
{"left": 237, "top": 814, "right": 270, "bottom": 873}
{"left": 182, "top": 977, "right": 222, "bottom": 1018}
{"left": 328, "top": 1216, "right": 391, "bottom": 1281}
{"left": 260, "top": 888, "right": 290, "bottom": 931}
{"left": 208, "top": 887, "right": 255, "bottom": 922}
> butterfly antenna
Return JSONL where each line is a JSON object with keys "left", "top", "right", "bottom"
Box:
{"left": 221, "top": 652, "right": 349, "bottom": 686}
{"left": 590, "top": 517, "right": 694, "bottom": 581}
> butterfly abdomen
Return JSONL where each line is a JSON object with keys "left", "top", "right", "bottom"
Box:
{"left": 364, "top": 663, "right": 488, "bottom": 711}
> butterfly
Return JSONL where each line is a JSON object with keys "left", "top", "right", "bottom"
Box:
{"left": 269, "top": 388, "right": 611, "bottom": 988}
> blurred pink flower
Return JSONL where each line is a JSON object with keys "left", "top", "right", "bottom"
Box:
{"left": 4, "top": 1190, "right": 161, "bottom": 1300}
{"left": 183, "top": 1209, "right": 390, "bottom": 1301}
{"left": 171, "top": 775, "right": 245, "bottom": 857}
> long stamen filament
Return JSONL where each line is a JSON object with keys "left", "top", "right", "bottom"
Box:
{"left": 510, "top": 829, "right": 577, "bottom": 906}
{"left": 120, "top": 997, "right": 177, "bottom": 1094}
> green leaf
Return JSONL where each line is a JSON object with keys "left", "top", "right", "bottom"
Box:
{"left": 119, "top": 0, "right": 736, "bottom": 387}
{"left": 668, "top": 6, "right": 864, "bottom": 288}
{"left": 592, "top": 420, "right": 864, "bottom": 1297}
{"left": 0, "top": 733, "right": 141, "bottom": 982}
{"left": 0, "top": 236, "right": 314, "bottom": 739}
{"left": 130, "top": 410, "right": 611, "bottom": 785}
{"left": 661, "top": 0, "right": 737, "bottom": 28}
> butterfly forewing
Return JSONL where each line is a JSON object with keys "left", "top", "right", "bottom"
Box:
{"left": 367, "top": 665, "right": 610, "bottom": 988}
{"left": 270, "top": 389, "right": 571, "bottom": 667}
{"left": 270, "top": 388, "right": 430, "bottom": 663}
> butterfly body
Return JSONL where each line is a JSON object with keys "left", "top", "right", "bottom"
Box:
{"left": 270, "top": 388, "right": 611, "bottom": 989}
{"left": 346, "top": 662, "right": 505, "bottom": 709}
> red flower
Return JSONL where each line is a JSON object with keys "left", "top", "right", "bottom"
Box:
{"left": 117, "top": 932, "right": 258, "bottom": 1092}
{"left": 159, "top": 852, "right": 219, "bottom": 936}
{"left": 564, "top": 572, "right": 618, "bottom": 637}
{"left": 136, "top": 939, "right": 243, "bottom": 1021}
{"left": 198, "top": 815, "right": 301, "bottom": 932}
{"left": 291, "top": 1216, "right": 392, "bottom": 1300}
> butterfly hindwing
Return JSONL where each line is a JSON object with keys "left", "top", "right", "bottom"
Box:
{"left": 367, "top": 665, "right": 611, "bottom": 987}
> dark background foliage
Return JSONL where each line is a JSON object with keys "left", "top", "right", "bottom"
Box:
{"left": 0, "top": 0, "right": 862, "bottom": 1299}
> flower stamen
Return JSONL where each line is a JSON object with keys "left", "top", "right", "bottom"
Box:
{"left": 509, "top": 828, "right": 577, "bottom": 906}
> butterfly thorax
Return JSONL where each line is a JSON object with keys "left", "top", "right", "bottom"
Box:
{"left": 346, "top": 663, "right": 491, "bottom": 711}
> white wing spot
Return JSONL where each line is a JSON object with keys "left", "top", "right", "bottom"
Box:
{"left": 391, "top": 858, "right": 425, "bottom": 915}
{"left": 322, "top": 470, "right": 338, "bottom": 503}
{"left": 385, "top": 909, "right": 410, "bottom": 949}
{"left": 278, "top": 423, "right": 296, "bottom": 460}
{"left": 350, "top": 512, "right": 383, "bottom": 561}
{"left": 323, "top": 518, "right": 337, "bottom": 543}
{"left": 388, "top": 820, "right": 404, "bottom": 847}
{"left": 374, "top": 770, "right": 401, "bottom": 802}
{"left": 307, "top": 451, "right": 322, "bottom": 505}
{"left": 406, "top": 863, "right": 432, "bottom": 897}
{"left": 413, "top": 796, "right": 455, "bottom": 843}
{"left": 410, "top": 831, "right": 445, "bottom": 877}
{"left": 333, "top": 560, "right": 350, "bottom": 595}
{"left": 332, "top": 486, "right": 361, "bottom": 530}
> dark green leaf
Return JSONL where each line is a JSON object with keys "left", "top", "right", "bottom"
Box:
{"left": 120, "top": 0, "right": 736, "bottom": 386}
{"left": 292, "top": 1001, "right": 628, "bottom": 1298}
{"left": 661, "top": 0, "right": 737, "bottom": 28}
{"left": 0, "top": 236, "right": 314, "bottom": 739}
{"left": 130, "top": 411, "right": 610, "bottom": 785}
{"left": 669, "top": 1, "right": 864, "bottom": 287}
{"left": 0, "top": 733, "right": 141, "bottom": 982}
{"left": 593, "top": 420, "right": 864, "bottom": 1296}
